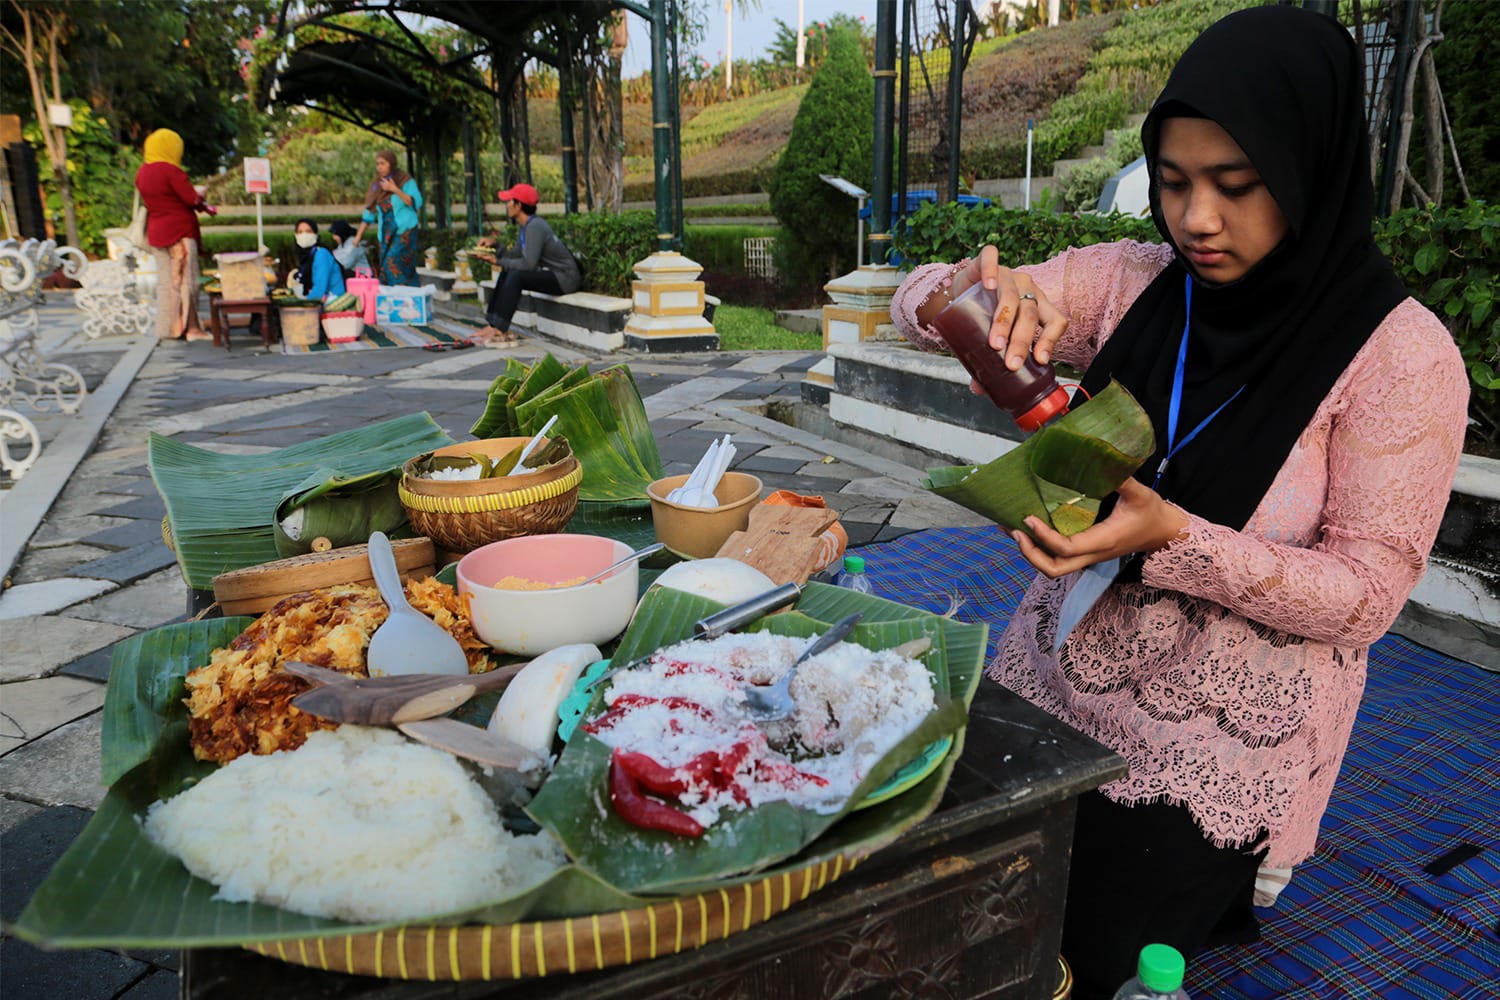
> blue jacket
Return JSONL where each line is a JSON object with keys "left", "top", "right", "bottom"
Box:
{"left": 361, "top": 179, "right": 423, "bottom": 241}
{"left": 305, "top": 246, "right": 346, "bottom": 300}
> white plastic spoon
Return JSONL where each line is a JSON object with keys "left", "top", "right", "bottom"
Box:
{"left": 667, "top": 437, "right": 720, "bottom": 504}
{"left": 512, "top": 414, "right": 559, "bottom": 475}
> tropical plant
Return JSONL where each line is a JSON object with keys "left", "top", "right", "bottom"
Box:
{"left": 1375, "top": 200, "right": 1500, "bottom": 451}
{"left": 767, "top": 27, "right": 873, "bottom": 283}
{"left": 22, "top": 101, "right": 138, "bottom": 255}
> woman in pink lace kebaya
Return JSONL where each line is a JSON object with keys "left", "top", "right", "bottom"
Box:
{"left": 890, "top": 8, "right": 1467, "bottom": 997}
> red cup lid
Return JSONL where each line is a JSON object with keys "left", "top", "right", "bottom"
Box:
{"left": 1015, "top": 385, "right": 1071, "bottom": 432}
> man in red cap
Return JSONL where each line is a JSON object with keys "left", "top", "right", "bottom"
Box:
{"left": 472, "top": 182, "right": 581, "bottom": 344}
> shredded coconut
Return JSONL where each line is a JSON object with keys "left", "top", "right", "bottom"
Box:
{"left": 589, "top": 632, "right": 935, "bottom": 826}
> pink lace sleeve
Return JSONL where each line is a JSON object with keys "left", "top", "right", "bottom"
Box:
{"left": 1141, "top": 300, "right": 1469, "bottom": 645}
{"left": 888, "top": 241, "right": 1174, "bottom": 365}
{"left": 889, "top": 261, "right": 964, "bottom": 353}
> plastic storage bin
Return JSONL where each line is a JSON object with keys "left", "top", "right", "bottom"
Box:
{"left": 375, "top": 284, "right": 434, "bottom": 325}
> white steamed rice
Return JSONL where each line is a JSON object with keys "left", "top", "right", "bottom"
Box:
{"left": 143, "top": 726, "right": 564, "bottom": 924}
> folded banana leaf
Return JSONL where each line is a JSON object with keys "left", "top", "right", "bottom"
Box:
{"left": 470, "top": 358, "right": 530, "bottom": 438}
{"left": 467, "top": 355, "right": 662, "bottom": 502}
{"left": 150, "top": 413, "right": 453, "bottom": 589}
{"left": 528, "top": 582, "right": 981, "bottom": 896}
{"left": 271, "top": 467, "right": 411, "bottom": 557}
{"left": 12, "top": 585, "right": 984, "bottom": 950}
{"left": 924, "top": 380, "right": 1155, "bottom": 538}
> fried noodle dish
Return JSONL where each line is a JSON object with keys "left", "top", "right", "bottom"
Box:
{"left": 185, "top": 579, "right": 490, "bottom": 763}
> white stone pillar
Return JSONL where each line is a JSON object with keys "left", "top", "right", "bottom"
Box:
{"left": 805, "top": 264, "right": 903, "bottom": 397}
{"left": 623, "top": 251, "right": 719, "bottom": 352}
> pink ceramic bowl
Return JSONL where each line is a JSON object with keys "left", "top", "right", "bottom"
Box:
{"left": 456, "top": 534, "right": 638, "bottom": 655}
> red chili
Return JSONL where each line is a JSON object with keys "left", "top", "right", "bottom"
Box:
{"left": 614, "top": 750, "right": 689, "bottom": 797}
{"left": 754, "top": 758, "right": 830, "bottom": 789}
{"left": 609, "top": 752, "right": 705, "bottom": 837}
{"left": 612, "top": 693, "right": 716, "bottom": 722}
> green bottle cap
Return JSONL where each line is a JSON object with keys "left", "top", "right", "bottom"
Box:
{"left": 1137, "top": 943, "right": 1185, "bottom": 992}
{"left": 843, "top": 555, "right": 866, "bottom": 574}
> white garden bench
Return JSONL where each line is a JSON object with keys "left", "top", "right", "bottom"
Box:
{"left": 1, "top": 238, "right": 89, "bottom": 480}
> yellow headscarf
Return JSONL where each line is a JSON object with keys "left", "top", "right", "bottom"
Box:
{"left": 143, "top": 129, "right": 184, "bottom": 167}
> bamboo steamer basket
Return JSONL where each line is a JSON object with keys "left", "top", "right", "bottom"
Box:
{"left": 398, "top": 437, "right": 582, "bottom": 555}
{"left": 211, "top": 538, "right": 435, "bottom": 615}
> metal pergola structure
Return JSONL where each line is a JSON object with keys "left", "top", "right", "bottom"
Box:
{"left": 262, "top": 0, "right": 686, "bottom": 249}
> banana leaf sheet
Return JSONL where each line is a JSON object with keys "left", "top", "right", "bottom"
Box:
{"left": 151, "top": 412, "right": 453, "bottom": 588}
{"left": 13, "top": 584, "right": 984, "bottom": 950}
{"left": 924, "top": 380, "right": 1155, "bottom": 538}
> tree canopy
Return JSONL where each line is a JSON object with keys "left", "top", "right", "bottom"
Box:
{"left": 768, "top": 26, "right": 874, "bottom": 280}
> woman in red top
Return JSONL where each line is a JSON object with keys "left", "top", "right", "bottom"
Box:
{"left": 134, "top": 129, "right": 214, "bottom": 341}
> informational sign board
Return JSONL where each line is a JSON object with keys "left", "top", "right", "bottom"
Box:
{"left": 243, "top": 157, "right": 272, "bottom": 195}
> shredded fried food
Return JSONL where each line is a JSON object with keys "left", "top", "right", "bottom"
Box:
{"left": 185, "top": 579, "right": 492, "bottom": 764}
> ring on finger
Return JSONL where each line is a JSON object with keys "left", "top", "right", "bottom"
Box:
{"left": 1019, "top": 292, "right": 1038, "bottom": 302}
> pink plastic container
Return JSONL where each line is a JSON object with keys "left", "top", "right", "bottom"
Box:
{"left": 346, "top": 271, "right": 380, "bottom": 325}
{"left": 456, "top": 534, "right": 638, "bottom": 654}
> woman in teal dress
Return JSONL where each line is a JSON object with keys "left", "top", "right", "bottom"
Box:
{"left": 352, "top": 150, "right": 422, "bottom": 286}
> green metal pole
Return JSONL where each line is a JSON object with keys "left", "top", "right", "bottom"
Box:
{"left": 870, "top": 0, "right": 897, "bottom": 265}
{"left": 431, "top": 129, "right": 450, "bottom": 229}
{"left": 463, "top": 118, "right": 481, "bottom": 238}
{"left": 649, "top": 0, "right": 674, "bottom": 251}
{"left": 946, "top": 0, "right": 963, "bottom": 203}
{"left": 559, "top": 53, "right": 579, "bottom": 216}
{"left": 669, "top": 0, "right": 684, "bottom": 250}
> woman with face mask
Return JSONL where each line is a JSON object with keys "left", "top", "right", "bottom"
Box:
{"left": 291, "top": 219, "right": 346, "bottom": 301}
{"left": 889, "top": 7, "right": 1468, "bottom": 996}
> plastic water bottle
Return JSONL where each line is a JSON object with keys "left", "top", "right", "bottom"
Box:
{"left": 832, "top": 555, "right": 873, "bottom": 594}
{"left": 1112, "top": 943, "right": 1189, "bottom": 1000}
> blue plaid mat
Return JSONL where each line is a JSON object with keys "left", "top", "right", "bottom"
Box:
{"left": 856, "top": 526, "right": 1500, "bottom": 998}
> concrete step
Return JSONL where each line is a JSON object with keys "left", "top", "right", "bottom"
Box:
{"left": 971, "top": 177, "right": 1057, "bottom": 209}
{"left": 774, "top": 308, "right": 822, "bottom": 334}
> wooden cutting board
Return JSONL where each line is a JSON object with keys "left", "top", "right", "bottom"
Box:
{"left": 212, "top": 538, "right": 435, "bottom": 615}
{"left": 715, "top": 505, "right": 840, "bottom": 586}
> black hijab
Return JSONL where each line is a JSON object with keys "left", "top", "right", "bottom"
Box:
{"left": 1078, "top": 5, "right": 1408, "bottom": 532}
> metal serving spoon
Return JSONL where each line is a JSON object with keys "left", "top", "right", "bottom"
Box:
{"left": 574, "top": 542, "right": 664, "bottom": 588}
{"left": 742, "top": 613, "right": 863, "bottom": 723}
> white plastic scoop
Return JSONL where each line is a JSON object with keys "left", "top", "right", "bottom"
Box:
{"left": 365, "top": 531, "right": 470, "bottom": 677}
{"left": 511, "top": 414, "right": 559, "bottom": 475}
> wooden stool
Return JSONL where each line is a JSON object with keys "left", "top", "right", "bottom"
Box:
{"left": 209, "top": 296, "right": 278, "bottom": 350}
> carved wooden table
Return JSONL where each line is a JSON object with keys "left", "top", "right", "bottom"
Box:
{"left": 182, "top": 678, "right": 1124, "bottom": 999}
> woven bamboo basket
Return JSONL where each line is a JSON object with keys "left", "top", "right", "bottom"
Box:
{"left": 399, "top": 437, "right": 582, "bottom": 554}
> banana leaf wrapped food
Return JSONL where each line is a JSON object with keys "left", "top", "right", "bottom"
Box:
{"left": 924, "top": 380, "right": 1156, "bottom": 538}
{"left": 272, "top": 467, "right": 413, "bottom": 557}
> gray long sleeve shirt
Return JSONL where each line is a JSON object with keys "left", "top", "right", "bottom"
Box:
{"left": 496, "top": 216, "right": 581, "bottom": 293}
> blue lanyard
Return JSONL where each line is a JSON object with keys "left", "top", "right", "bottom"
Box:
{"left": 1154, "top": 275, "right": 1246, "bottom": 490}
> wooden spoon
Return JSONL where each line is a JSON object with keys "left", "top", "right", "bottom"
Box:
{"left": 286, "top": 661, "right": 523, "bottom": 725}
{"left": 397, "top": 718, "right": 544, "bottom": 773}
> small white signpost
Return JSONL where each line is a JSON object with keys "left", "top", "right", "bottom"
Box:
{"left": 243, "top": 157, "right": 271, "bottom": 254}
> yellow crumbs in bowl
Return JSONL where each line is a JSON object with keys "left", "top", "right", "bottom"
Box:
{"left": 489, "top": 574, "right": 589, "bottom": 590}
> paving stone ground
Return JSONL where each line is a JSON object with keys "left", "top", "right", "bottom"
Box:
{"left": 0, "top": 294, "right": 984, "bottom": 998}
